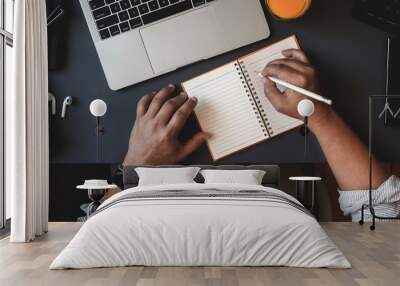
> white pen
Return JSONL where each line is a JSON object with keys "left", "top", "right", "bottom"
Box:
{"left": 257, "top": 72, "right": 332, "bottom": 106}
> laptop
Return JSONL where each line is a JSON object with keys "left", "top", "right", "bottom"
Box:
{"left": 79, "top": 0, "right": 270, "bottom": 90}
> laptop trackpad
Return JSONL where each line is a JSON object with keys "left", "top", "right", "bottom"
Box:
{"left": 140, "top": 7, "right": 225, "bottom": 74}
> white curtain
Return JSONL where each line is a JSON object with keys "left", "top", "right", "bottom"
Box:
{"left": 7, "top": 0, "right": 49, "bottom": 242}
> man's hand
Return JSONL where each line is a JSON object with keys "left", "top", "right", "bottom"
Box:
{"left": 262, "top": 49, "right": 330, "bottom": 122}
{"left": 123, "top": 85, "right": 208, "bottom": 166}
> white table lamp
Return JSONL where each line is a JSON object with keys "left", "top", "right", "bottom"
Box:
{"left": 90, "top": 99, "right": 107, "bottom": 161}
{"left": 297, "top": 99, "right": 315, "bottom": 157}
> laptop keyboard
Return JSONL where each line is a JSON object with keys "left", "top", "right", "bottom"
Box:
{"left": 89, "top": 0, "right": 215, "bottom": 40}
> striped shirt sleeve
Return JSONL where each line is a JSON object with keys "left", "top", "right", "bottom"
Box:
{"left": 337, "top": 176, "right": 400, "bottom": 222}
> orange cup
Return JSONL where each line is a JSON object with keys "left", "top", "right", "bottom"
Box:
{"left": 267, "top": 0, "right": 312, "bottom": 21}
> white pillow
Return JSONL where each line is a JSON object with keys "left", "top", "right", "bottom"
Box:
{"left": 200, "top": 169, "right": 266, "bottom": 185}
{"left": 135, "top": 167, "right": 201, "bottom": 186}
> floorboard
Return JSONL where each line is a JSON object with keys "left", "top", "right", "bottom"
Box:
{"left": 0, "top": 222, "right": 399, "bottom": 286}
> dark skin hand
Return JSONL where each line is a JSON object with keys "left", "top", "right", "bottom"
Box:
{"left": 123, "top": 84, "right": 209, "bottom": 166}
{"left": 103, "top": 85, "right": 208, "bottom": 201}
{"left": 262, "top": 49, "right": 328, "bottom": 121}
{"left": 263, "top": 49, "right": 388, "bottom": 190}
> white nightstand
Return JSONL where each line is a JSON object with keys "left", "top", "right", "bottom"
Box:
{"left": 77, "top": 180, "right": 117, "bottom": 216}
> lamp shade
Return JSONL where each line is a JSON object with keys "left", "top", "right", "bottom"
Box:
{"left": 297, "top": 99, "right": 315, "bottom": 117}
{"left": 90, "top": 99, "right": 107, "bottom": 117}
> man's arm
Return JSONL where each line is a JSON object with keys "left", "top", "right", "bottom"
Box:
{"left": 308, "top": 109, "right": 388, "bottom": 191}
{"left": 263, "top": 49, "right": 389, "bottom": 191}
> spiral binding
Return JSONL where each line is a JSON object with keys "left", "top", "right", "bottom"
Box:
{"left": 236, "top": 61, "right": 273, "bottom": 136}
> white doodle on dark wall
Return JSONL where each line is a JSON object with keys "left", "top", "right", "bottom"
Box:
{"left": 378, "top": 100, "right": 400, "bottom": 120}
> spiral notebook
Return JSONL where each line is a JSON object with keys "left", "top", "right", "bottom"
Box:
{"left": 182, "top": 35, "right": 303, "bottom": 161}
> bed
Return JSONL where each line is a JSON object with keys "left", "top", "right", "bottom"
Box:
{"left": 50, "top": 165, "right": 350, "bottom": 269}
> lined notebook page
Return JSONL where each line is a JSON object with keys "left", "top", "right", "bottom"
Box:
{"left": 182, "top": 62, "right": 268, "bottom": 160}
{"left": 240, "top": 36, "right": 303, "bottom": 136}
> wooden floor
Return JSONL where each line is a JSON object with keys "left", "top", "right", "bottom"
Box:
{"left": 0, "top": 222, "right": 399, "bottom": 286}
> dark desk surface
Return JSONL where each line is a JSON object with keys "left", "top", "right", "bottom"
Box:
{"left": 49, "top": 0, "right": 397, "bottom": 164}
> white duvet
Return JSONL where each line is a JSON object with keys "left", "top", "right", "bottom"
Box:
{"left": 50, "top": 183, "right": 351, "bottom": 269}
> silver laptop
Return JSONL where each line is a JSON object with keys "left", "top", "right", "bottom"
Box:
{"left": 80, "top": 0, "right": 270, "bottom": 90}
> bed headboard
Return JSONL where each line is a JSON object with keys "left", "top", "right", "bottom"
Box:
{"left": 123, "top": 165, "right": 280, "bottom": 189}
